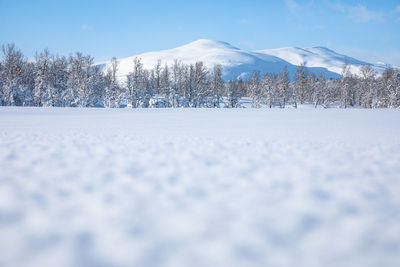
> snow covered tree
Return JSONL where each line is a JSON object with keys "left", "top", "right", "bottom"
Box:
{"left": 153, "top": 60, "right": 162, "bottom": 96}
{"left": 294, "top": 63, "right": 308, "bottom": 106}
{"left": 137, "top": 69, "right": 152, "bottom": 108}
{"left": 308, "top": 73, "right": 318, "bottom": 108}
{"left": 358, "top": 65, "right": 377, "bottom": 108}
{"left": 104, "top": 57, "right": 120, "bottom": 108}
{"left": 314, "top": 72, "right": 328, "bottom": 108}
{"left": 67, "top": 53, "right": 84, "bottom": 107}
{"left": 277, "top": 66, "right": 290, "bottom": 108}
{"left": 0, "top": 44, "right": 30, "bottom": 106}
{"left": 249, "top": 70, "right": 262, "bottom": 108}
{"left": 0, "top": 61, "right": 4, "bottom": 105}
{"left": 381, "top": 67, "right": 400, "bottom": 108}
{"left": 210, "top": 64, "right": 224, "bottom": 108}
{"left": 183, "top": 62, "right": 208, "bottom": 107}
{"left": 34, "top": 49, "right": 54, "bottom": 106}
{"left": 339, "top": 58, "right": 355, "bottom": 108}
{"left": 193, "top": 61, "right": 208, "bottom": 107}
{"left": 261, "top": 73, "right": 276, "bottom": 108}
{"left": 340, "top": 59, "right": 349, "bottom": 108}
{"left": 171, "top": 59, "right": 184, "bottom": 107}
{"left": 50, "top": 55, "right": 69, "bottom": 107}
{"left": 126, "top": 57, "right": 145, "bottom": 108}
{"left": 160, "top": 63, "right": 171, "bottom": 107}
{"left": 225, "top": 79, "right": 242, "bottom": 108}
{"left": 87, "top": 65, "right": 106, "bottom": 107}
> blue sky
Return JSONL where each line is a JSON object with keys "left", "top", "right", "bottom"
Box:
{"left": 1, "top": 0, "right": 400, "bottom": 65}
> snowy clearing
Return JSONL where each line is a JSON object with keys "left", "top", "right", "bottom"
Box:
{"left": 1, "top": 107, "right": 400, "bottom": 267}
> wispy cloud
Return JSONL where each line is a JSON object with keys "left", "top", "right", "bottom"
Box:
{"left": 238, "top": 18, "right": 249, "bottom": 25}
{"left": 283, "top": 0, "right": 300, "bottom": 13}
{"left": 393, "top": 5, "right": 400, "bottom": 22}
{"left": 239, "top": 40, "right": 255, "bottom": 49}
{"left": 336, "top": 4, "right": 384, "bottom": 23}
{"left": 81, "top": 24, "right": 92, "bottom": 31}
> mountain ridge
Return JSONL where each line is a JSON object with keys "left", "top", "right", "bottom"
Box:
{"left": 99, "top": 39, "right": 388, "bottom": 82}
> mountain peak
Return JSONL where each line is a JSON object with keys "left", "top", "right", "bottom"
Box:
{"left": 185, "top": 39, "right": 238, "bottom": 49}
{"left": 310, "top": 46, "right": 331, "bottom": 51}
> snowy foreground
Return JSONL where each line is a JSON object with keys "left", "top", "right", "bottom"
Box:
{"left": 1, "top": 107, "right": 400, "bottom": 267}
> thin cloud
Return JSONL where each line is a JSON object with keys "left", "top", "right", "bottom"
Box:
{"left": 336, "top": 4, "right": 384, "bottom": 23}
{"left": 393, "top": 5, "right": 400, "bottom": 22}
{"left": 283, "top": 0, "right": 300, "bottom": 13}
{"left": 238, "top": 18, "right": 249, "bottom": 25}
{"left": 81, "top": 24, "right": 92, "bottom": 31}
{"left": 239, "top": 40, "right": 255, "bottom": 49}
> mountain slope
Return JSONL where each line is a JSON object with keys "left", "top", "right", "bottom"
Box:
{"left": 257, "top": 46, "right": 386, "bottom": 76}
{"left": 100, "top": 39, "right": 387, "bottom": 82}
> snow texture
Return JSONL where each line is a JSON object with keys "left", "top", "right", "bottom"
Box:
{"left": 1, "top": 107, "right": 400, "bottom": 267}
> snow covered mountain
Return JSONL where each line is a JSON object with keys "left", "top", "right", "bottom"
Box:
{"left": 99, "top": 39, "right": 387, "bottom": 82}
{"left": 257, "top": 46, "right": 386, "bottom": 77}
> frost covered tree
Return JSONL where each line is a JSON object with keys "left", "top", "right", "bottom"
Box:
{"left": 381, "top": 67, "right": 400, "bottom": 108}
{"left": 184, "top": 62, "right": 208, "bottom": 107}
{"left": 50, "top": 55, "right": 69, "bottom": 107}
{"left": 104, "top": 57, "right": 120, "bottom": 108}
{"left": 313, "top": 72, "right": 328, "bottom": 108}
{"left": 0, "top": 44, "right": 32, "bottom": 106}
{"left": 339, "top": 58, "right": 355, "bottom": 108}
{"left": 249, "top": 71, "right": 262, "bottom": 108}
{"left": 358, "top": 65, "right": 377, "bottom": 108}
{"left": 261, "top": 73, "right": 276, "bottom": 108}
{"left": 293, "top": 63, "right": 308, "bottom": 106}
{"left": 140, "top": 69, "right": 153, "bottom": 108}
{"left": 67, "top": 53, "right": 83, "bottom": 106}
{"left": 126, "top": 57, "right": 145, "bottom": 108}
{"left": 225, "top": 79, "right": 243, "bottom": 108}
{"left": 193, "top": 61, "right": 208, "bottom": 107}
{"left": 34, "top": 49, "right": 54, "bottom": 106}
{"left": 153, "top": 60, "right": 162, "bottom": 96}
{"left": 171, "top": 59, "right": 184, "bottom": 107}
{"left": 210, "top": 64, "right": 224, "bottom": 108}
{"left": 160, "top": 63, "right": 171, "bottom": 107}
{"left": 308, "top": 73, "right": 318, "bottom": 108}
{"left": 277, "top": 66, "right": 290, "bottom": 108}
{"left": 0, "top": 61, "right": 3, "bottom": 104}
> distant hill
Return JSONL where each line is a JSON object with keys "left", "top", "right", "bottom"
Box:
{"left": 98, "top": 39, "right": 389, "bottom": 82}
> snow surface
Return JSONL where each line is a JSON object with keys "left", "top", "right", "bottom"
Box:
{"left": 98, "top": 39, "right": 389, "bottom": 82}
{"left": 1, "top": 107, "right": 400, "bottom": 267}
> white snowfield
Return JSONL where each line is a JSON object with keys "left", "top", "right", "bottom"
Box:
{"left": 1, "top": 107, "right": 400, "bottom": 267}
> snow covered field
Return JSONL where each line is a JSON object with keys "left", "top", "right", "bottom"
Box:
{"left": 1, "top": 107, "right": 400, "bottom": 267}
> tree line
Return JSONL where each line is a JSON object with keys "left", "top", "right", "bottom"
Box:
{"left": 1, "top": 44, "right": 399, "bottom": 108}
